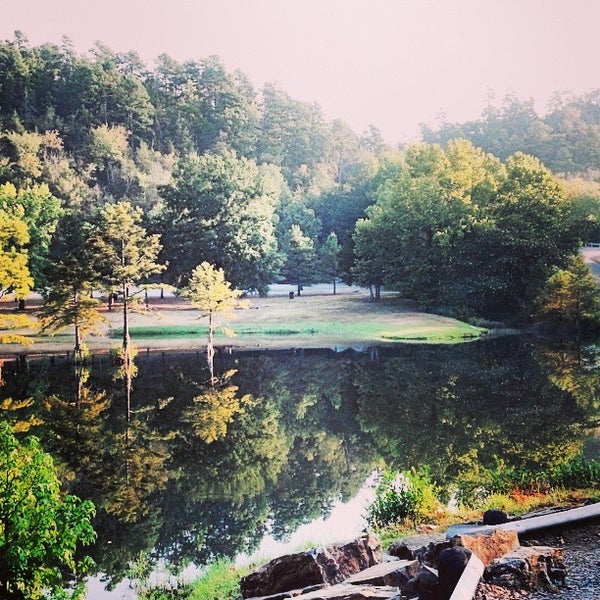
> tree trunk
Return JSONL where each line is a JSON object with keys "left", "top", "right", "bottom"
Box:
{"left": 73, "top": 292, "right": 83, "bottom": 363}
{"left": 333, "top": 277, "right": 337, "bottom": 295}
{"left": 207, "top": 310, "right": 215, "bottom": 386}
{"left": 122, "top": 280, "right": 133, "bottom": 423}
{"left": 122, "top": 281, "right": 129, "bottom": 354}
{"left": 74, "top": 322, "right": 82, "bottom": 362}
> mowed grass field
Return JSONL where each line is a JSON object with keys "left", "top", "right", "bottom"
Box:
{"left": 1, "top": 284, "right": 486, "bottom": 354}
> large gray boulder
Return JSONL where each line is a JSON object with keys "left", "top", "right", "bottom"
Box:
{"left": 240, "top": 534, "right": 382, "bottom": 599}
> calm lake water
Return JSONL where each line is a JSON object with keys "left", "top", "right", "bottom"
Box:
{"left": 1, "top": 336, "right": 599, "bottom": 596}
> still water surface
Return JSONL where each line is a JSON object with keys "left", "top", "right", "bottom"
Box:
{"left": 1, "top": 337, "right": 598, "bottom": 595}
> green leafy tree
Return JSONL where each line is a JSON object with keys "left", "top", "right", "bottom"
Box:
{"left": 535, "top": 254, "right": 600, "bottom": 335}
{"left": 351, "top": 215, "right": 388, "bottom": 300}
{"left": 281, "top": 224, "right": 316, "bottom": 297}
{"left": 489, "top": 152, "right": 576, "bottom": 315}
{"left": 350, "top": 142, "right": 576, "bottom": 317}
{"left": 181, "top": 261, "right": 246, "bottom": 385}
{"left": 0, "top": 208, "right": 33, "bottom": 344}
{"left": 0, "top": 182, "right": 62, "bottom": 291}
{"left": 319, "top": 232, "right": 342, "bottom": 294}
{"left": 0, "top": 422, "right": 96, "bottom": 599}
{"left": 39, "top": 212, "right": 105, "bottom": 361}
{"left": 160, "top": 151, "right": 279, "bottom": 294}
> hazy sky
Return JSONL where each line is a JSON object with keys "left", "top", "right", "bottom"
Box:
{"left": 1, "top": 0, "right": 598, "bottom": 143}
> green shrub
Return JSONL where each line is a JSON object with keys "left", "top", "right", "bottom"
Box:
{"left": 550, "top": 455, "right": 600, "bottom": 489}
{"left": 366, "top": 467, "right": 440, "bottom": 528}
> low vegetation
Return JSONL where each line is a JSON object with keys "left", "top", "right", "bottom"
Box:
{"left": 369, "top": 453, "right": 600, "bottom": 549}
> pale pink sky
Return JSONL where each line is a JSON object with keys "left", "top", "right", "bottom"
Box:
{"left": 1, "top": 0, "right": 598, "bottom": 143}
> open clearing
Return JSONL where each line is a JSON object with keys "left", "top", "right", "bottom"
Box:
{"left": 1, "top": 284, "right": 485, "bottom": 356}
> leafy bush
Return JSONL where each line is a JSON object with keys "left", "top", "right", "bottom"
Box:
{"left": 550, "top": 454, "right": 600, "bottom": 489}
{"left": 366, "top": 467, "right": 440, "bottom": 528}
{"left": 0, "top": 422, "right": 96, "bottom": 599}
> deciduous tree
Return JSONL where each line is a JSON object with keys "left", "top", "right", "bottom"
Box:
{"left": 160, "top": 150, "right": 279, "bottom": 294}
{"left": 535, "top": 254, "right": 600, "bottom": 335}
{"left": 0, "top": 182, "right": 61, "bottom": 290}
{"left": 0, "top": 208, "right": 33, "bottom": 344}
{"left": 281, "top": 224, "right": 316, "bottom": 297}
{"left": 181, "top": 261, "right": 246, "bottom": 385}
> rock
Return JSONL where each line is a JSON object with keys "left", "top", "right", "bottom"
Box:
{"left": 483, "top": 509, "right": 509, "bottom": 525}
{"left": 240, "top": 534, "right": 381, "bottom": 599}
{"left": 387, "top": 541, "right": 414, "bottom": 560}
{"left": 404, "top": 566, "right": 439, "bottom": 600}
{"left": 484, "top": 545, "right": 565, "bottom": 591}
{"left": 240, "top": 553, "right": 326, "bottom": 598}
{"left": 413, "top": 540, "right": 452, "bottom": 567}
{"left": 437, "top": 546, "right": 472, "bottom": 600}
{"left": 319, "top": 533, "right": 382, "bottom": 582}
{"left": 345, "top": 559, "right": 420, "bottom": 588}
{"left": 452, "top": 528, "right": 520, "bottom": 567}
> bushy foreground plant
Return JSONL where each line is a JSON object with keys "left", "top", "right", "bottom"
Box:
{"left": 0, "top": 421, "right": 96, "bottom": 599}
{"left": 366, "top": 467, "right": 440, "bottom": 528}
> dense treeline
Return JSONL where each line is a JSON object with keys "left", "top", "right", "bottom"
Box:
{"left": 1, "top": 32, "right": 600, "bottom": 329}
{"left": 352, "top": 141, "right": 581, "bottom": 318}
{"left": 421, "top": 91, "right": 600, "bottom": 176}
{"left": 0, "top": 33, "right": 386, "bottom": 298}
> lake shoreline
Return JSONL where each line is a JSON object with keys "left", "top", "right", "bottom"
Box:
{"left": 0, "top": 283, "right": 505, "bottom": 358}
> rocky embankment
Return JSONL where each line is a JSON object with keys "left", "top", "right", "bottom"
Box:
{"left": 482, "top": 520, "right": 600, "bottom": 600}
{"left": 239, "top": 506, "right": 599, "bottom": 600}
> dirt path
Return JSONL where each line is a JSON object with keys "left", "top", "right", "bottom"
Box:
{"left": 1, "top": 283, "right": 485, "bottom": 356}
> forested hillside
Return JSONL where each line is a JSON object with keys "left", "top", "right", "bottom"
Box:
{"left": 1, "top": 32, "right": 599, "bottom": 325}
{"left": 421, "top": 91, "right": 600, "bottom": 176}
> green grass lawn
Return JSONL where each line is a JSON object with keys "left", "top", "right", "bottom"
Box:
{"left": 111, "top": 320, "right": 485, "bottom": 344}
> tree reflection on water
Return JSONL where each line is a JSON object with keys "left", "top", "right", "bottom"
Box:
{"left": 0, "top": 336, "right": 598, "bottom": 588}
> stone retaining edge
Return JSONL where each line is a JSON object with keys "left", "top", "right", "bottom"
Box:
{"left": 499, "top": 502, "right": 600, "bottom": 535}
{"left": 446, "top": 502, "right": 600, "bottom": 539}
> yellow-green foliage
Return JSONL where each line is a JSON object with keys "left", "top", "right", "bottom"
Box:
{"left": 187, "top": 560, "right": 250, "bottom": 600}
